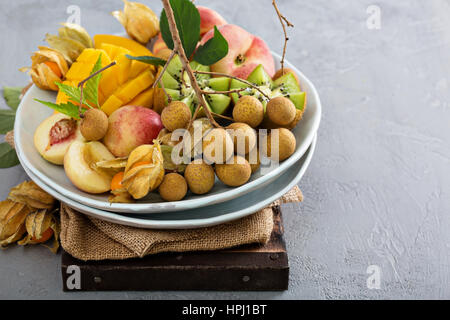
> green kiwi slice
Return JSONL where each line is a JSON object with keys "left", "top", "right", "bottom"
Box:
{"left": 230, "top": 64, "right": 306, "bottom": 111}
{"left": 157, "top": 55, "right": 232, "bottom": 115}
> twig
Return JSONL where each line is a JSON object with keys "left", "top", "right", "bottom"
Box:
{"left": 194, "top": 70, "right": 271, "bottom": 101}
{"left": 200, "top": 88, "right": 249, "bottom": 95}
{"left": 211, "top": 112, "right": 234, "bottom": 121}
{"left": 161, "top": 0, "right": 220, "bottom": 128}
{"left": 77, "top": 61, "right": 116, "bottom": 117}
{"left": 272, "top": 0, "right": 294, "bottom": 74}
{"left": 152, "top": 50, "right": 175, "bottom": 89}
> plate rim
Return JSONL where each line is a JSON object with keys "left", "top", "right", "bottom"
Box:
{"left": 23, "top": 136, "right": 317, "bottom": 229}
{"left": 14, "top": 52, "right": 321, "bottom": 213}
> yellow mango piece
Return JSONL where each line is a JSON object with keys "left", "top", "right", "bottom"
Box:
{"left": 56, "top": 80, "right": 79, "bottom": 104}
{"left": 101, "top": 43, "right": 120, "bottom": 60}
{"left": 115, "top": 71, "right": 154, "bottom": 103}
{"left": 128, "top": 87, "right": 154, "bottom": 108}
{"left": 94, "top": 34, "right": 154, "bottom": 77}
{"left": 65, "top": 62, "right": 92, "bottom": 81}
{"left": 129, "top": 61, "right": 150, "bottom": 80}
{"left": 76, "top": 48, "right": 102, "bottom": 63}
{"left": 100, "top": 72, "right": 120, "bottom": 98}
{"left": 116, "top": 53, "right": 132, "bottom": 85}
{"left": 94, "top": 34, "right": 153, "bottom": 57}
{"left": 101, "top": 94, "right": 124, "bottom": 116}
{"left": 76, "top": 48, "right": 111, "bottom": 66}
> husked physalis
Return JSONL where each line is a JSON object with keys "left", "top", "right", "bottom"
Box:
{"left": 27, "top": 46, "right": 69, "bottom": 91}
{"left": 18, "top": 209, "right": 60, "bottom": 253}
{"left": 45, "top": 23, "right": 93, "bottom": 64}
{"left": 122, "top": 141, "right": 165, "bottom": 199}
{"left": 112, "top": 0, "right": 160, "bottom": 44}
{"left": 108, "top": 141, "right": 165, "bottom": 201}
{"left": 0, "top": 200, "right": 32, "bottom": 247}
{"left": 0, "top": 181, "right": 59, "bottom": 252}
{"left": 8, "top": 181, "right": 56, "bottom": 209}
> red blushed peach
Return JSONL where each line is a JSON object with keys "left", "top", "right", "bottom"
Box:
{"left": 103, "top": 105, "right": 163, "bottom": 157}
{"left": 152, "top": 6, "right": 227, "bottom": 54}
{"left": 198, "top": 6, "right": 227, "bottom": 36}
{"left": 200, "top": 24, "right": 275, "bottom": 79}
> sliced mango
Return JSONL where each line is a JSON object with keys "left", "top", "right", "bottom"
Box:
{"left": 94, "top": 34, "right": 154, "bottom": 77}
{"left": 101, "top": 95, "right": 124, "bottom": 116}
{"left": 115, "top": 71, "right": 154, "bottom": 103}
{"left": 94, "top": 34, "right": 153, "bottom": 56}
{"left": 65, "top": 62, "right": 93, "bottom": 81}
{"left": 128, "top": 87, "right": 154, "bottom": 108}
{"left": 101, "top": 71, "right": 155, "bottom": 115}
{"left": 129, "top": 61, "right": 151, "bottom": 80}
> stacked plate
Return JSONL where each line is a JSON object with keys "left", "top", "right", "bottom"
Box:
{"left": 14, "top": 53, "right": 321, "bottom": 229}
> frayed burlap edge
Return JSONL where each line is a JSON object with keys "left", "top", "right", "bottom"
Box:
{"left": 60, "top": 186, "right": 303, "bottom": 261}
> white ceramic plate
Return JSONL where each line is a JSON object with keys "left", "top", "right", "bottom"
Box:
{"left": 22, "top": 135, "right": 316, "bottom": 229}
{"left": 15, "top": 52, "right": 321, "bottom": 214}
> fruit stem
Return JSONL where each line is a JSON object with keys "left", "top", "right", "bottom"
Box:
{"left": 200, "top": 88, "right": 248, "bottom": 95}
{"left": 152, "top": 49, "right": 175, "bottom": 89}
{"left": 211, "top": 112, "right": 234, "bottom": 122}
{"left": 194, "top": 70, "right": 271, "bottom": 101}
{"left": 272, "top": 0, "right": 294, "bottom": 74}
{"left": 161, "top": 0, "right": 221, "bottom": 129}
{"left": 77, "top": 61, "right": 116, "bottom": 118}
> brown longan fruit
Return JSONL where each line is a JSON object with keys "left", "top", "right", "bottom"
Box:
{"left": 264, "top": 128, "right": 296, "bottom": 161}
{"left": 215, "top": 156, "right": 251, "bottom": 187}
{"left": 246, "top": 148, "right": 260, "bottom": 173}
{"left": 266, "top": 97, "right": 296, "bottom": 126}
{"left": 184, "top": 161, "right": 215, "bottom": 195}
{"left": 232, "top": 96, "right": 264, "bottom": 128}
{"left": 80, "top": 108, "right": 109, "bottom": 141}
{"left": 161, "top": 101, "right": 191, "bottom": 131}
{"left": 202, "top": 128, "right": 234, "bottom": 164}
{"left": 158, "top": 173, "right": 188, "bottom": 201}
{"left": 227, "top": 122, "right": 257, "bottom": 155}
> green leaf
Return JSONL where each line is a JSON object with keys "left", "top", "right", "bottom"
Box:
{"left": 54, "top": 55, "right": 102, "bottom": 109}
{"left": 0, "top": 143, "right": 20, "bottom": 168}
{"left": 34, "top": 99, "right": 84, "bottom": 120}
{"left": 194, "top": 26, "right": 229, "bottom": 66}
{"left": 3, "top": 87, "right": 22, "bottom": 110}
{"left": 0, "top": 109, "right": 16, "bottom": 134}
{"left": 126, "top": 55, "right": 167, "bottom": 67}
{"left": 83, "top": 55, "right": 103, "bottom": 107}
{"left": 160, "top": 0, "right": 200, "bottom": 58}
{"left": 55, "top": 82, "right": 87, "bottom": 106}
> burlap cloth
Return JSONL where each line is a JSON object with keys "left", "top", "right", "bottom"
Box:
{"left": 8, "top": 129, "right": 303, "bottom": 261}
{"left": 59, "top": 186, "right": 303, "bottom": 261}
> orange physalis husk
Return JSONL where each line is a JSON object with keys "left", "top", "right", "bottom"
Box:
{"left": 121, "top": 141, "right": 165, "bottom": 199}
{"left": 112, "top": 0, "right": 160, "bottom": 44}
{"left": 8, "top": 181, "right": 56, "bottom": 209}
{"left": 27, "top": 46, "right": 69, "bottom": 91}
{"left": 0, "top": 200, "right": 32, "bottom": 247}
{"left": 18, "top": 209, "right": 60, "bottom": 253}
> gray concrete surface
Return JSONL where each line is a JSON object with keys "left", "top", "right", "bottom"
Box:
{"left": 1, "top": 0, "right": 450, "bottom": 299}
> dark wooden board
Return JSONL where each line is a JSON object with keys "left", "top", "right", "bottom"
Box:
{"left": 61, "top": 206, "right": 288, "bottom": 291}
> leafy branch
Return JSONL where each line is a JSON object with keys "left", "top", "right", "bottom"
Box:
{"left": 161, "top": 0, "right": 220, "bottom": 128}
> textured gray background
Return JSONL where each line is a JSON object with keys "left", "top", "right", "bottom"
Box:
{"left": 1, "top": 0, "right": 449, "bottom": 299}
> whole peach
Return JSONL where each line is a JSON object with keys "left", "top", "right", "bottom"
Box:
{"left": 103, "top": 105, "right": 163, "bottom": 157}
{"left": 200, "top": 24, "right": 275, "bottom": 79}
